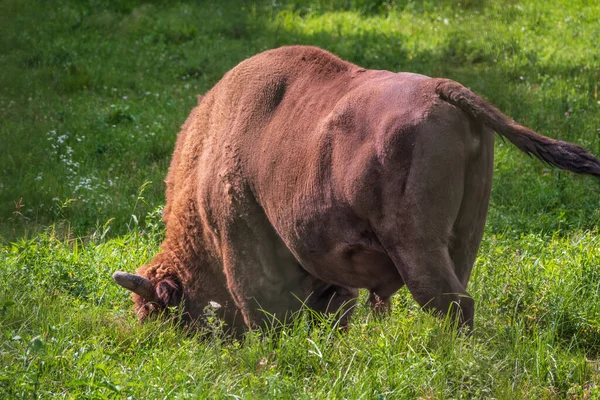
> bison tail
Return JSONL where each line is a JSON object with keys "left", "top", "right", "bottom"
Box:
{"left": 434, "top": 78, "right": 600, "bottom": 178}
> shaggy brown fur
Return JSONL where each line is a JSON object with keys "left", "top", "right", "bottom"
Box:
{"left": 115, "top": 46, "right": 600, "bottom": 333}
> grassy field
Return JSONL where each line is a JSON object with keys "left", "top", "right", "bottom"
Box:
{"left": 1, "top": 0, "right": 599, "bottom": 398}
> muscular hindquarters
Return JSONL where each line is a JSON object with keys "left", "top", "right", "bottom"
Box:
{"left": 449, "top": 120, "right": 494, "bottom": 286}
{"left": 369, "top": 100, "right": 493, "bottom": 327}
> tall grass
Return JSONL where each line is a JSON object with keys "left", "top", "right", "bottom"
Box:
{"left": 1, "top": 229, "right": 599, "bottom": 398}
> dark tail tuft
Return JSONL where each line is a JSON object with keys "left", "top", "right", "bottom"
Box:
{"left": 434, "top": 78, "right": 600, "bottom": 178}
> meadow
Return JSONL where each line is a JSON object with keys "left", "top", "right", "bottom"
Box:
{"left": 1, "top": 0, "right": 599, "bottom": 398}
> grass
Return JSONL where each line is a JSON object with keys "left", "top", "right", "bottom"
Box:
{"left": 1, "top": 0, "right": 599, "bottom": 398}
{"left": 2, "top": 229, "right": 599, "bottom": 398}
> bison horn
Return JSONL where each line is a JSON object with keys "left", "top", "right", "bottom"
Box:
{"left": 112, "top": 271, "right": 158, "bottom": 303}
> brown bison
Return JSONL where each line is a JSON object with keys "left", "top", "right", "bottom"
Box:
{"left": 114, "top": 46, "right": 600, "bottom": 333}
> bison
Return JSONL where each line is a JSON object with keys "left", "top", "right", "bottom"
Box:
{"left": 114, "top": 46, "right": 600, "bottom": 333}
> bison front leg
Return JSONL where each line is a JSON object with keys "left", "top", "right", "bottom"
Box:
{"left": 217, "top": 195, "right": 322, "bottom": 330}
{"left": 220, "top": 225, "right": 360, "bottom": 330}
{"left": 217, "top": 185, "right": 360, "bottom": 331}
{"left": 221, "top": 233, "right": 359, "bottom": 331}
{"left": 220, "top": 242, "right": 306, "bottom": 330}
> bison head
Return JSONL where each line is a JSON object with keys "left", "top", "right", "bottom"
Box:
{"left": 113, "top": 269, "right": 184, "bottom": 321}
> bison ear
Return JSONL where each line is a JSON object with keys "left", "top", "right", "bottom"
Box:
{"left": 156, "top": 278, "right": 183, "bottom": 307}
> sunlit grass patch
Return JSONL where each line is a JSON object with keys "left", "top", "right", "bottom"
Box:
{"left": 1, "top": 228, "right": 599, "bottom": 398}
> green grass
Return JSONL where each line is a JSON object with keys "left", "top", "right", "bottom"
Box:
{"left": 1, "top": 0, "right": 599, "bottom": 398}
{"left": 2, "top": 229, "right": 599, "bottom": 398}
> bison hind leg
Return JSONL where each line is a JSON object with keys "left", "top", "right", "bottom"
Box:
{"left": 306, "top": 284, "right": 359, "bottom": 329}
{"left": 368, "top": 291, "right": 392, "bottom": 315}
{"left": 389, "top": 245, "right": 474, "bottom": 331}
